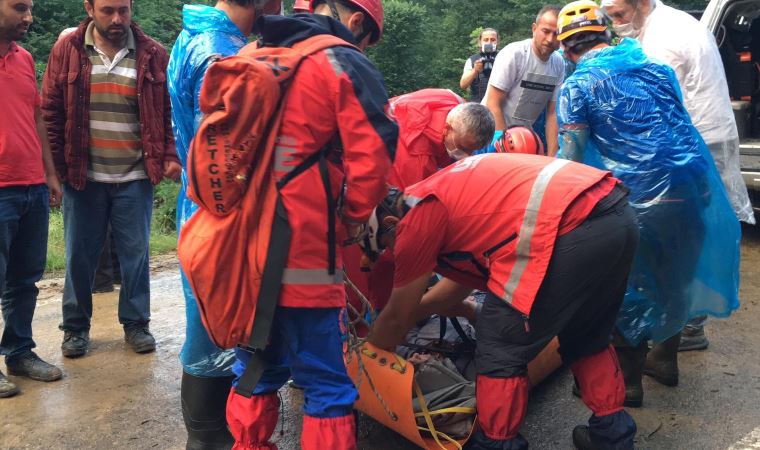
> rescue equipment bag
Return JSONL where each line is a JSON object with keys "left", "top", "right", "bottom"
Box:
{"left": 178, "top": 35, "right": 357, "bottom": 397}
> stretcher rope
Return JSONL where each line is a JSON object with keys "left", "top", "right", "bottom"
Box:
{"left": 343, "top": 276, "right": 399, "bottom": 423}
{"left": 343, "top": 274, "right": 474, "bottom": 450}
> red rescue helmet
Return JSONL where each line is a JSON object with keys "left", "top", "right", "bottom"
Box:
{"left": 494, "top": 127, "right": 545, "bottom": 155}
{"left": 313, "top": 0, "right": 384, "bottom": 45}
{"left": 293, "top": 0, "right": 311, "bottom": 12}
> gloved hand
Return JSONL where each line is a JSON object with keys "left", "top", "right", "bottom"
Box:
{"left": 491, "top": 129, "right": 505, "bottom": 146}
{"left": 342, "top": 220, "right": 367, "bottom": 246}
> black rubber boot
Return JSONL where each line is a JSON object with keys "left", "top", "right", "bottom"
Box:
{"left": 181, "top": 372, "right": 235, "bottom": 450}
{"left": 613, "top": 335, "right": 648, "bottom": 408}
{"left": 572, "top": 425, "right": 595, "bottom": 450}
{"left": 644, "top": 332, "right": 681, "bottom": 386}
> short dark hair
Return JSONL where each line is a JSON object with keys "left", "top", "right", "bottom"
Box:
{"left": 535, "top": 5, "right": 562, "bottom": 23}
{"left": 563, "top": 30, "right": 611, "bottom": 56}
{"left": 479, "top": 28, "right": 499, "bottom": 40}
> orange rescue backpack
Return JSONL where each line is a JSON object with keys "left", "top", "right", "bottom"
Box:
{"left": 178, "top": 35, "right": 357, "bottom": 397}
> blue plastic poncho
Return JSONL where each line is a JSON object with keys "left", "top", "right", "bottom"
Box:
{"left": 557, "top": 39, "right": 741, "bottom": 345}
{"left": 167, "top": 4, "right": 247, "bottom": 376}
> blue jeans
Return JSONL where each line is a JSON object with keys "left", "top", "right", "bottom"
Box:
{"left": 61, "top": 180, "right": 153, "bottom": 331}
{"left": 0, "top": 185, "right": 49, "bottom": 359}
{"left": 233, "top": 307, "right": 357, "bottom": 418}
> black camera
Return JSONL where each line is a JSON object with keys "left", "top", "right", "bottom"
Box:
{"left": 480, "top": 43, "right": 497, "bottom": 76}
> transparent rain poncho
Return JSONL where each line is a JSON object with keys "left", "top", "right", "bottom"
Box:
{"left": 167, "top": 4, "right": 247, "bottom": 376}
{"left": 557, "top": 39, "right": 741, "bottom": 345}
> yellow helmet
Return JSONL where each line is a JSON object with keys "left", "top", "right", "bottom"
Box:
{"left": 558, "top": 0, "right": 608, "bottom": 41}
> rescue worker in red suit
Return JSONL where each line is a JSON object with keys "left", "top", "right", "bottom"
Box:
{"left": 366, "top": 154, "right": 639, "bottom": 450}
{"left": 345, "top": 91, "right": 495, "bottom": 313}
{"left": 224, "top": 1, "right": 398, "bottom": 449}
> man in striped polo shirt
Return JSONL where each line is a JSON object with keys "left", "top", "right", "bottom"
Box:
{"left": 42, "top": 0, "right": 181, "bottom": 358}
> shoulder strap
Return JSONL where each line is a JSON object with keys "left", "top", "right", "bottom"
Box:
{"left": 235, "top": 35, "right": 355, "bottom": 399}
{"left": 291, "top": 34, "right": 358, "bottom": 56}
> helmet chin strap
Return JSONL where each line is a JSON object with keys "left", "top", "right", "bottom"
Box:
{"left": 324, "top": 0, "right": 342, "bottom": 22}
{"left": 324, "top": 0, "right": 371, "bottom": 44}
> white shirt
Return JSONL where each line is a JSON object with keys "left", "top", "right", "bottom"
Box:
{"left": 483, "top": 38, "right": 564, "bottom": 128}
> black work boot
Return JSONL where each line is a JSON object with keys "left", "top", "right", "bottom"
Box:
{"left": 572, "top": 425, "right": 595, "bottom": 450}
{"left": 124, "top": 326, "right": 156, "bottom": 354}
{"left": 463, "top": 429, "right": 529, "bottom": 450}
{"left": 181, "top": 372, "right": 235, "bottom": 450}
{"left": 6, "top": 352, "right": 63, "bottom": 382}
{"left": 644, "top": 332, "right": 680, "bottom": 386}
{"left": 61, "top": 330, "right": 90, "bottom": 358}
{"left": 573, "top": 410, "right": 637, "bottom": 450}
{"left": 613, "top": 336, "right": 648, "bottom": 408}
{"left": 0, "top": 370, "right": 19, "bottom": 398}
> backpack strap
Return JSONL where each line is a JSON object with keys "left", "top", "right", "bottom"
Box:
{"left": 235, "top": 35, "right": 355, "bottom": 398}
{"left": 235, "top": 196, "right": 291, "bottom": 398}
{"left": 291, "top": 34, "right": 358, "bottom": 56}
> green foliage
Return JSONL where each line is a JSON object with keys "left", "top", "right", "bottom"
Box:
{"left": 23, "top": 0, "right": 713, "bottom": 93}
{"left": 44, "top": 181, "right": 180, "bottom": 272}
{"left": 152, "top": 179, "right": 180, "bottom": 235}
{"left": 46, "top": 208, "right": 65, "bottom": 272}
{"left": 470, "top": 27, "right": 484, "bottom": 54}
{"left": 132, "top": 0, "right": 186, "bottom": 49}
{"left": 365, "top": 0, "right": 431, "bottom": 97}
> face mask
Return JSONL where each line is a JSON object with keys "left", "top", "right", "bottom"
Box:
{"left": 613, "top": 22, "right": 640, "bottom": 38}
{"left": 445, "top": 142, "right": 469, "bottom": 161}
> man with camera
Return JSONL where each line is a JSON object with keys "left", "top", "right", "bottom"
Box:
{"left": 460, "top": 28, "right": 499, "bottom": 103}
{"left": 482, "top": 5, "right": 565, "bottom": 155}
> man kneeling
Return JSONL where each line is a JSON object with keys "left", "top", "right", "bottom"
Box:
{"left": 367, "top": 153, "right": 639, "bottom": 450}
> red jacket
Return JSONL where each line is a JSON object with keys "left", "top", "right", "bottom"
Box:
{"left": 41, "top": 20, "right": 178, "bottom": 190}
{"left": 261, "top": 15, "right": 397, "bottom": 308}
{"left": 387, "top": 89, "right": 464, "bottom": 189}
{"left": 403, "top": 154, "right": 617, "bottom": 316}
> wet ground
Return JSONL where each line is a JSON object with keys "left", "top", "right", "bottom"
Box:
{"left": 1, "top": 227, "right": 760, "bottom": 450}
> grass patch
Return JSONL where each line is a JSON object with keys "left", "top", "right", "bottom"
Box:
{"left": 46, "top": 208, "right": 66, "bottom": 272}
{"left": 45, "top": 180, "right": 180, "bottom": 273}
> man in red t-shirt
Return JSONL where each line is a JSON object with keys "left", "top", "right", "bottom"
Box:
{"left": 366, "top": 154, "right": 639, "bottom": 450}
{"left": 0, "top": 0, "right": 63, "bottom": 398}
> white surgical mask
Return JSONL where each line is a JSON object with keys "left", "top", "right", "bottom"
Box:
{"left": 613, "top": 22, "right": 640, "bottom": 38}
{"left": 445, "top": 144, "right": 469, "bottom": 161}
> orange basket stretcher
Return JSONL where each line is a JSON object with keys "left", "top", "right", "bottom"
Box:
{"left": 344, "top": 339, "right": 561, "bottom": 450}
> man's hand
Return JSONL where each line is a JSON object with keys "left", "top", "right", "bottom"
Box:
{"left": 46, "top": 173, "right": 63, "bottom": 207}
{"left": 163, "top": 161, "right": 182, "bottom": 181}
{"left": 343, "top": 220, "right": 367, "bottom": 246}
{"left": 367, "top": 272, "right": 431, "bottom": 351}
{"left": 439, "top": 297, "right": 479, "bottom": 324}
{"left": 473, "top": 59, "right": 484, "bottom": 74}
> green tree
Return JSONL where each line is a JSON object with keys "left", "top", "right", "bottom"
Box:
{"left": 21, "top": 0, "right": 717, "bottom": 93}
{"left": 366, "top": 0, "right": 432, "bottom": 97}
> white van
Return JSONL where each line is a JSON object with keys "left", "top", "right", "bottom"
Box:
{"left": 702, "top": 0, "right": 760, "bottom": 210}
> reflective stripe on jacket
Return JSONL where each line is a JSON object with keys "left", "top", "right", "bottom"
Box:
{"left": 404, "top": 153, "right": 615, "bottom": 316}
